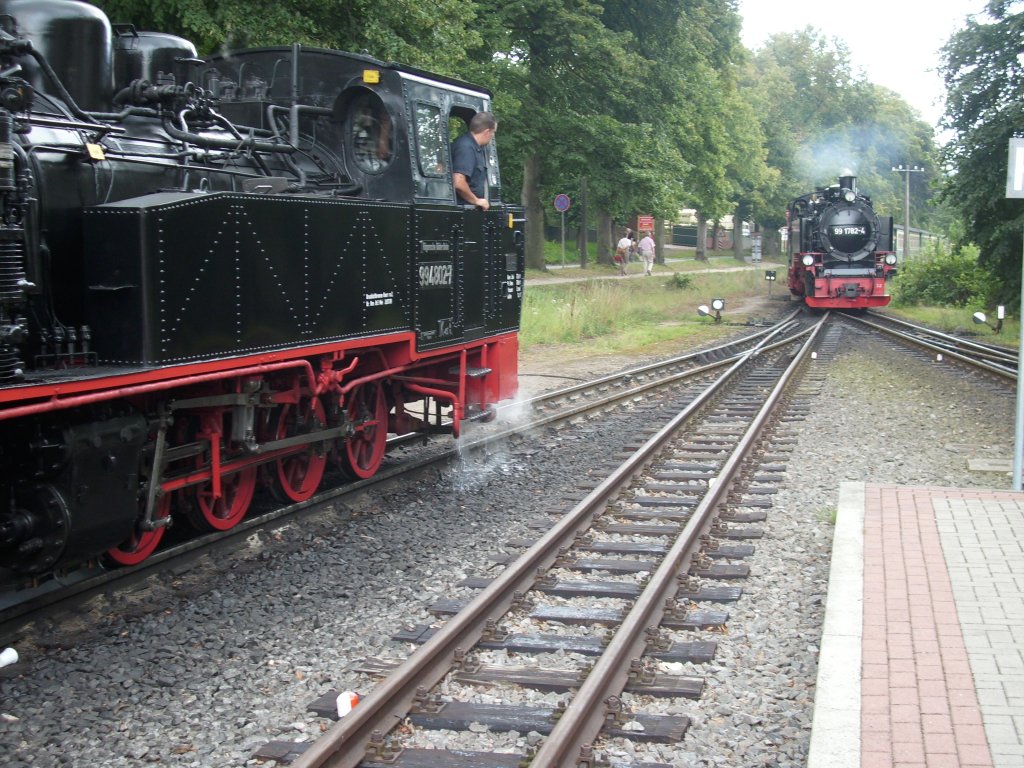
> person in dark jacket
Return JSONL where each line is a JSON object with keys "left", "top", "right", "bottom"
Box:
{"left": 451, "top": 112, "right": 497, "bottom": 210}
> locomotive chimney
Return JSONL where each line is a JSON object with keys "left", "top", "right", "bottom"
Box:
{"left": 839, "top": 173, "right": 857, "bottom": 193}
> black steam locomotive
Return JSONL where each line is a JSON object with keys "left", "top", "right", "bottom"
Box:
{"left": 0, "top": 0, "right": 525, "bottom": 579}
{"left": 787, "top": 174, "right": 896, "bottom": 308}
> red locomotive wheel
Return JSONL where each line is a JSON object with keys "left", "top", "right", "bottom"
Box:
{"left": 189, "top": 465, "right": 258, "bottom": 531}
{"left": 340, "top": 381, "right": 388, "bottom": 479}
{"left": 271, "top": 397, "right": 329, "bottom": 502}
{"left": 104, "top": 494, "right": 172, "bottom": 567}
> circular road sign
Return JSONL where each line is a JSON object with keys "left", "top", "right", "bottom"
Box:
{"left": 553, "top": 194, "right": 571, "bottom": 212}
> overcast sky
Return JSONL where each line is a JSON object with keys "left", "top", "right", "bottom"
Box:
{"left": 735, "top": 0, "right": 991, "bottom": 130}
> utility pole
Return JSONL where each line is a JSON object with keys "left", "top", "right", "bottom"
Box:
{"left": 891, "top": 164, "right": 924, "bottom": 259}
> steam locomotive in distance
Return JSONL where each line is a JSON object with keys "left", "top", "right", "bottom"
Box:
{"left": 787, "top": 174, "right": 897, "bottom": 309}
{"left": 0, "top": 0, "right": 524, "bottom": 580}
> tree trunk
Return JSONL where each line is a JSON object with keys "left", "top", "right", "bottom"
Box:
{"left": 695, "top": 215, "right": 708, "bottom": 261}
{"left": 522, "top": 153, "right": 546, "bottom": 271}
{"left": 654, "top": 216, "right": 665, "bottom": 265}
{"left": 597, "top": 209, "right": 613, "bottom": 264}
{"left": 577, "top": 176, "right": 588, "bottom": 268}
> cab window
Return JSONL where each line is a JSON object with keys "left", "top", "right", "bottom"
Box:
{"left": 449, "top": 106, "right": 501, "bottom": 204}
{"left": 414, "top": 103, "right": 446, "bottom": 177}
{"left": 349, "top": 91, "right": 393, "bottom": 174}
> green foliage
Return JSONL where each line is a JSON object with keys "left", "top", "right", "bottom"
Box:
{"left": 667, "top": 272, "right": 694, "bottom": 290}
{"left": 519, "top": 270, "right": 760, "bottom": 351}
{"left": 94, "top": 0, "right": 479, "bottom": 70}
{"left": 542, "top": 238, "right": 596, "bottom": 266}
{"left": 816, "top": 508, "right": 838, "bottom": 525}
{"left": 890, "top": 242, "right": 990, "bottom": 308}
{"left": 939, "top": 1, "right": 1024, "bottom": 308}
{"left": 742, "top": 27, "right": 940, "bottom": 231}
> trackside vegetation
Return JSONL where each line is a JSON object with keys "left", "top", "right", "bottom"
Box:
{"left": 519, "top": 269, "right": 779, "bottom": 353}
{"left": 880, "top": 243, "right": 1018, "bottom": 345}
{"left": 891, "top": 243, "right": 990, "bottom": 308}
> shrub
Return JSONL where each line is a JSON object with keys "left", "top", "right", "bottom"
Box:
{"left": 666, "top": 272, "right": 693, "bottom": 290}
{"left": 891, "top": 242, "right": 989, "bottom": 308}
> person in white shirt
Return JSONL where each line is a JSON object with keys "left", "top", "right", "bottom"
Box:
{"left": 615, "top": 233, "right": 631, "bottom": 275}
{"left": 638, "top": 231, "right": 655, "bottom": 275}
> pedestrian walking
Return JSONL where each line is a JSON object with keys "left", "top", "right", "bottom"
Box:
{"left": 615, "top": 232, "right": 631, "bottom": 275}
{"left": 638, "top": 231, "right": 655, "bottom": 275}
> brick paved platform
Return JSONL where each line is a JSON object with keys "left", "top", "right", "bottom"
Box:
{"left": 808, "top": 482, "right": 1024, "bottom": 768}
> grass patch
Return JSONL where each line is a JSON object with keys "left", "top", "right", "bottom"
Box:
{"left": 520, "top": 267, "right": 782, "bottom": 354}
{"left": 542, "top": 239, "right": 597, "bottom": 265}
{"left": 816, "top": 507, "right": 838, "bottom": 525}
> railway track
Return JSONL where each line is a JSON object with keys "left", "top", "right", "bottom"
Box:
{"left": 859, "top": 310, "right": 1018, "bottom": 379}
{"left": 4, "top": 309, "right": 1006, "bottom": 640}
{"left": 250, "top": 313, "right": 827, "bottom": 767}
{"left": 0, "top": 312, "right": 802, "bottom": 638}
{"left": 4, "top": 308, "right": 1016, "bottom": 767}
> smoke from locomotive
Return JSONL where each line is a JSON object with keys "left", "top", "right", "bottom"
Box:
{"left": 787, "top": 174, "right": 897, "bottom": 309}
{"left": 0, "top": 0, "right": 525, "bottom": 580}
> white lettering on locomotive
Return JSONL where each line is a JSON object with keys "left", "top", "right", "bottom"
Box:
{"left": 506, "top": 272, "right": 523, "bottom": 300}
{"left": 831, "top": 226, "right": 867, "bottom": 236}
{"left": 418, "top": 262, "right": 453, "bottom": 288}
{"left": 420, "top": 240, "right": 451, "bottom": 253}
{"left": 363, "top": 291, "right": 395, "bottom": 307}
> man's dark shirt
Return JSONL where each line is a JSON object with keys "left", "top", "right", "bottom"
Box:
{"left": 451, "top": 132, "right": 487, "bottom": 199}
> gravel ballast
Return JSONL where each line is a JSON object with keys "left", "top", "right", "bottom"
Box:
{"left": 0, "top": 319, "right": 1014, "bottom": 767}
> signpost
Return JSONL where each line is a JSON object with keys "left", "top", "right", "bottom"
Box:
{"left": 764, "top": 269, "right": 776, "bottom": 297}
{"left": 554, "top": 194, "right": 571, "bottom": 266}
{"left": 1007, "top": 139, "right": 1024, "bottom": 198}
{"left": 751, "top": 233, "right": 762, "bottom": 263}
{"left": 637, "top": 215, "right": 654, "bottom": 232}
{"left": 1006, "top": 139, "right": 1024, "bottom": 489}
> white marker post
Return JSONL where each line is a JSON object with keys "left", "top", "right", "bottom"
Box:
{"left": 1004, "top": 139, "right": 1024, "bottom": 490}
{"left": 554, "top": 194, "right": 571, "bottom": 267}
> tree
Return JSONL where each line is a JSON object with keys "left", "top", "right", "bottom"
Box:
{"left": 940, "top": 0, "right": 1024, "bottom": 307}
{"left": 471, "top": 0, "right": 751, "bottom": 270}
{"left": 666, "top": 1, "right": 746, "bottom": 260}
{"left": 721, "top": 82, "right": 777, "bottom": 260}
{"left": 94, "top": 0, "right": 479, "bottom": 72}
{"left": 743, "top": 28, "right": 939, "bottom": 244}
{"left": 468, "top": 0, "right": 644, "bottom": 271}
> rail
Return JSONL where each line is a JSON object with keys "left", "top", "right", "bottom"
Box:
{"left": 289, "top": 315, "right": 822, "bottom": 768}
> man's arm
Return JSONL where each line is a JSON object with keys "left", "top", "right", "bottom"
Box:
{"left": 453, "top": 172, "right": 490, "bottom": 210}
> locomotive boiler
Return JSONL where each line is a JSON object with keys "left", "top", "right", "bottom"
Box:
{"left": 0, "top": 0, "right": 525, "bottom": 580}
{"left": 787, "top": 174, "right": 896, "bottom": 309}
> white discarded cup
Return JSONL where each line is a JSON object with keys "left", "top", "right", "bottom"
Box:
{"left": 0, "top": 648, "right": 18, "bottom": 668}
